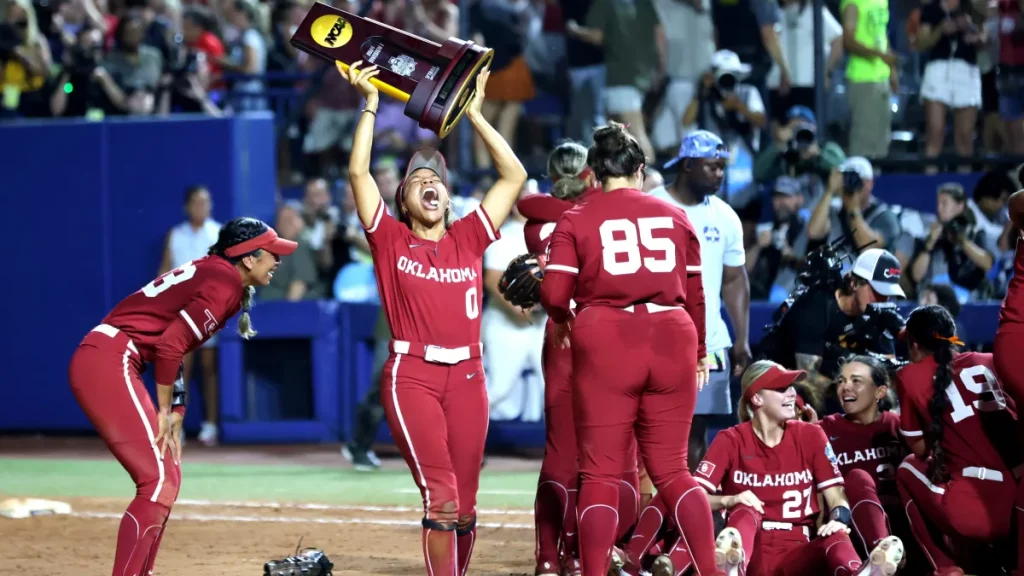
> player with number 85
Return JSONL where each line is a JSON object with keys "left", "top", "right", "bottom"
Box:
{"left": 67, "top": 217, "right": 297, "bottom": 576}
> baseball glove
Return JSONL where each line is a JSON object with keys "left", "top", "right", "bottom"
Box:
{"left": 264, "top": 541, "right": 333, "bottom": 576}
{"left": 499, "top": 252, "right": 546, "bottom": 309}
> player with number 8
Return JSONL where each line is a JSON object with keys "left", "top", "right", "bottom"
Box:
{"left": 344, "top": 62, "right": 527, "bottom": 576}
{"left": 693, "top": 360, "right": 904, "bottom": 576}
{"left": 67, "top": 217, "right": 297, "bottom": 576}
{"left": 895, "top": 305, "right": 1018, "bottom": 575}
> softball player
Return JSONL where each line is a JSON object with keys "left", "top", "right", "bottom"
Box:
{"left": 540, "top": 122, "right": 722, "bottom": 576}
{"left": 344, "top": 61, "right": 526, "bottom": 576}
{"left": 694, "top": 360, "right": 904, "bottom": 576}
{"left": 896, "top": 305, "right": 1018, "bottom": 576}
{"left": 68, "top": 217, "right": 296, "bottom": 576}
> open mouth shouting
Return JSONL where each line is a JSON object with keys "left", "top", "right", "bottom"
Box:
{"left": 421, "top": 186, "right": 441, "bottom": 211}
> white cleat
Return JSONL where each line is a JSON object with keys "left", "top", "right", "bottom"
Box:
{"left": 198, "top": 421, "right": 218, "bottom": 446}
{"left": 715, "top": 527, "right": 744, "bottom": 576}
{"left": 858, "top": 536, "right": 904, "bottom": 576}
{"left": 650, "top": 554, "right": 674, "bottom": 576}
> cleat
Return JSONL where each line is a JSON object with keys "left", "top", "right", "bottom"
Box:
{"left": 651, "top": 555, "right": 674, "bottom": 576}
{"left": 858, "top": 536, "right": 904, "bottom": 576}
{"left": 715, "top": 527, "right": 744, "bottom": 576}
{"left": 609, "top": 547, "right": 625, "bottom": 575}
{"left": 341, "top": 444, "right": 380, "bottom": 472}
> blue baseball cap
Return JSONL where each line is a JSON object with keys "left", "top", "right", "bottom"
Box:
{"left": 664, "top": 130, "right": 728, "bottom": 169}
{"left": 787, "top": 106, "right": 816, "bottom": 125}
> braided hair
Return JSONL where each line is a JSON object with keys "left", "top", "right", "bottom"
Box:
{"left": 905, "top": 305, "right": 961, "bottom": 484}
{"left": 208, "top": 217, "right": 267, "bottom": 339}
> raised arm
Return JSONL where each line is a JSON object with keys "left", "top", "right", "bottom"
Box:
{"left": 345, "top": 61, "right": 386, "bottom": 229}
{"left": 469, "top": 70, "right": 529, "bottom": 230}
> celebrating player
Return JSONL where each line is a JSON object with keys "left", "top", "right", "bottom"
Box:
{"left": 895, "top": 305, "right": 1018, "bottom": 576}
{"left": 820, "top": 356, "right": 919, "bottom": 571}
{"left": 344, "top": 61, "right": 527, "bottom": 576}
{"left": 68, "top": 217, "right": 297, "bottom": 576}
{"left": 538, "top": 122, "right": 722, "bottom": 576}
{"left": 694, "top": 360, "right": 904, "bottom": 576}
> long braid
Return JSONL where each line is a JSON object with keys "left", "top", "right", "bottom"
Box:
{"left": 927, "top": 341, "right": 955, "bottom": 484}
{"left": 237, "top": 285, "right": 257, "bottom": 339}
{"left": 208, "top": 217, "right": 267, "bottom": 339}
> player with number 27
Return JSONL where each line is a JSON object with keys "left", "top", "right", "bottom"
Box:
{"left": 67, "top": 217, "right": 297, "bottom": 576}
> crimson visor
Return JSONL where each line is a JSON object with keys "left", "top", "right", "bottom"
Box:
{"left": 223, "top": 228, "right": 298, "bottom": 257}
{"left": 742, "top": 365, "right": 807, "bottom": 404}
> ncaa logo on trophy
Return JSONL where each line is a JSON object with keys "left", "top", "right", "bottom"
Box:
{"left": 292, "top": 2, "right": 494, "bottom": 138}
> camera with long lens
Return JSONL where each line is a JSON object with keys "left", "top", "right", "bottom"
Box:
{"left": 782, "top": 123, "right": 816, "bottom": 168}
{"left": 714, "top": 69, "right": 737, "bottom": 95}
{"left": 942, "top": 214, "right": 970, "bottom": 243}
{"left": 842, "top": 170, "right": 864, "bottom": 195}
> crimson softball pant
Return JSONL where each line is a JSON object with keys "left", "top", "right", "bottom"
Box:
{"left": 68, "top": 327, "right": 181, "bottom": 575}
{"left": 726, "top": 505, "right": 863, "bottom": 575}
{"left": 843, "top": 469, "right": 924, "bottom": 575}
{"left": 571, "top": 305, "right": 718, "bottom": 576}
{"left": 994, "top": 329, "right": 1024, "bottom": 576}
{"left": 381, "top": 351, "right": 488, "bottom": 576}
{"left": 897, "top": 454, "right": 1015, "bottom": 574}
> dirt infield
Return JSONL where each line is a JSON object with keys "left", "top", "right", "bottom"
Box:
{"left": 4, "top": 496, "right": 536, "bottom": 574}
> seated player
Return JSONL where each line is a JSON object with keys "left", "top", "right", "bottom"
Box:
{"left": 896, "top": 305, "right": 1019, "bottom": 576}
{"left": 819, "top": 356, "right": 921, "bottom": 572}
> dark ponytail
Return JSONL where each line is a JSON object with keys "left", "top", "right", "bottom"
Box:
{"left": 208, "top": 217, "right": 268, "bottom": 339}
{"left": 587, "top": 122, "right": 647, "bottom": 183}
{"left": 905, "top": 305, "right": 961, "bottom": 484}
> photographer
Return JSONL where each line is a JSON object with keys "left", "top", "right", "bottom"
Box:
{"left": 51, "top": 26, "right": 129, "bottom": 117}
{"left": 753, "top": 106, "right": 846, "bottom": 198}
{"left": 155, "top": 43, "right": 222, "bottom": 116}
{"left": 762, "top": 248, "right": 905, "bottom": 400}
{"left": 749, "top": 176, "right": 811, "bottom": 300}
{"left": 807, "top": 156, "right": 902, "bottom": 256}
{"left": 910, "top": 182, "right": 994, "bottom": 295}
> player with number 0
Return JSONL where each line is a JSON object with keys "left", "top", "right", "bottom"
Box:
{"left": 67, "top": 217, "right": 297, "bottom": 576}
{"left": 895, "top": 305, "right": 1018, "bottom": 575}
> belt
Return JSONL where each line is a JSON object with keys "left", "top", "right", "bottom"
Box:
{"left": 622, "top": 303, "right": 680, "bottom": 314}
{"left": 761, "top": 521, "right": 810, "bottom": 539}
{"left": 391, "top": 340, "right": 483, "bottom": 365}
{"left": 91, "top": 323, "right": 138, "bottom": 354}
{"left": 963, "top": 466, "right": 1004, "bottom": 482}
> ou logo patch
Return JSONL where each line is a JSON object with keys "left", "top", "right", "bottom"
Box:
{"left": 703, "top": 226, "right": 721, "bottom": 243}
{"left": 696, "top": 461, "right": 715, "bottom": 478}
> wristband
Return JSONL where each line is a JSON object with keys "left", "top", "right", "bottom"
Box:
{"left": 829, "top": 505, "right": 851, "bottom": 526}
{"left": 362, "top": 109, "right": 376, "bottom": 116}
{"left": 171, "top": 364, "right": 187, "bottom": 410}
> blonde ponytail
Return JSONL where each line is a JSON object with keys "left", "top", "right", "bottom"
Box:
{"left": 237, "top": 285, "right": 257, "bottom": 339}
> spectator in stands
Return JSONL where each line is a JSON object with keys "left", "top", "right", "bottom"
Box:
{"left": 769, "top": 0, "right": 844, "bottom": 134}
{"left": 218, "top": 0, "right": 266, "bottom": 111}
{"left": 919, "top": 282, "right": 967, "bottom": 341}
{"left": 265, "top": 0, "right": 302, "bottom": 89}
{"left": 978, "top": 6, "right": 1005, "bottom": 155}
{"left": 181, "top": 6, "right": 224, "bottom": 90}
{"left": 560, "top": 0, "right": 605, "bottom": 144}
{"left": 51, "top": 26, "right": 125, "bottom": 117}
{"left": 0, "top": 0, "right": 52, "bottom": 118}
{"left": 259, "top": 202, "right": 325, "bottom": 301}
{"left": 710, "top": 0, "right": 788, "bottom": 102}
{"left": 749, "top": 176, "right": 811, "bottom": 300}
{"left": 683, "top": 50, "right": 766, "bottom": 237}
{"left": 754, "top": 106, "right": 846, "bottom": 203}
{"left": 970, "top": 168, "right": 1014, "bottom": 255}
{"left": 483, "top": 180, "right": 545, "bottom": 421}
{"left": 301, "top": 56, "right": 361, "bottom": 179}
{"left": 917, "top": 0, "right": 985, "bottom": 171}
{"left": 648, "top": 0, "right": 714, "bottom": 157}
{"left": 997, "top": 0, "right": 1024, "bottom": 153}
{"left": 841, "top": 0, "right": 897, "bottom": 158}
{"left": 410, "top": 0, "right": 459, "bottom": 44}
{"left": 807, "top": 156, "right": 902, "bottom": 256}
{"left": 566, "top": 0, "right": 661, "bottom": 159}
{"left": 470, "top": 0, "right": 536, "bottom": 168}
{"left": 103, "top": 12, "right": 162, "bottom": 115}
{"left": 159, "top": 185, "right": 222, "bottom": 446}
{"left": 643, "top": 166, "right": 665, "bottom": 192}
{"left": 910, "top": 181, "right": 994, "bottom": 296}
{"left": 300, "top": 177, "right": 345, "bottom": 282}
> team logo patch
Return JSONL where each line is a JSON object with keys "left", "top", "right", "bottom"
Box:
{"left": 703, "top": 226, "right": 721, "bottom": 243}
{"left": 696, "top": 461, "right": 715, "bottom": 478}
{"left": 825, "top": 442, "right": 841, "bottom": 475}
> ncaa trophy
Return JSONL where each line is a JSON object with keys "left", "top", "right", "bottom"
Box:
{"left": 290, "top": 2, "right": 494, "bottom": 138}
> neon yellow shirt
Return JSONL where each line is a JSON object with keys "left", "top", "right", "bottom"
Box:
{"left": 842, "top": 0, "right": 891, "bottom": 82}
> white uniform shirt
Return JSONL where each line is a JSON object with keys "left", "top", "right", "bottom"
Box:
{"left": 168, "top": 219, "right": 222, "bottom": 268}
{"left": 651, "top": 186, "right": 744, "bottom": 353}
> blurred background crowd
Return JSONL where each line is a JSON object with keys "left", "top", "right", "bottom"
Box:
{"left": 5, "top": 0, "right": 1024, "bottom": 434}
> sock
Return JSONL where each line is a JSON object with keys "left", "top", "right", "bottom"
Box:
{"left": 535, "top": 479, "right": 569, "bottom": 573}
{"left": 577, "top": 481, "right": 620, "bottom": 576}
{"left": 725, "top": 504, "right": 761, "bottom": 569}
{"left": 423, "top": 528, "right": 456, "bottom": 576}
{"left": 456, "top": 523, "right": 476, "bottom": 576}
{"left": 617, "top": 470, "right": 640, "bottom": 545}
{"left": 845, "top": 469, "right": 891, "bottom": 551}
{"left": 140, "top": 516, "right": 169, "bottom": 575}
{"left": 821, "top": 531, "right": 863, "bottom": 575}
{"left": 112, "top": 497, "right": 170, "bottom": 576}
{"left": 564, "top": 487, "right": 579, "bottom": 562}
{"left": 663, "top": 476, "right": 719, "bottom": 575}
{"left": 665, "top": 534, "right": 693, "bottom": 576}
{"left": 625, "top": 493, "right": 667, "bottom": 572}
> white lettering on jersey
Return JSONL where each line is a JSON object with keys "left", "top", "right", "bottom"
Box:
{"left": 732, "top": 469, "right": 813, "bottom": 488}
{"left": 834, "top": 445, "right": 902, "bottom": 466}
{"left": 397, "top": 255, "right": 479, "bottom": 284}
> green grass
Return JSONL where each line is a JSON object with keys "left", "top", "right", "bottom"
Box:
{"left": 0, "top": 458, "right": 539, "bottom": 509}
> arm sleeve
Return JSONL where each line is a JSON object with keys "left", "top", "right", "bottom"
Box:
{"left": 695, "top": 432, "right": 734, "bottom": 493}
{"left": 895, "top": 371, "right": 925, "bottom": 439}
{"left": 682, "top": 217, "right": 707, "bottom": 358}
{"left": 807, "top": 424, "right": 845, "bottom": 490}
{"left": 540, "top": 217, "right": 578, "bottom": 324}
{"left": 154, "top": 278, "right": 241, "bottom": 384}
{"left": 451, "top": 204, "right": 502, "bottom": 260}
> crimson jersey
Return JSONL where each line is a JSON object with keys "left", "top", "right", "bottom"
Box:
{"left": 102, "top": 256, "right": 243, "bottom": 383}
{"left": 364, "top": 198, "right": 498, "bottom": 347}
{"left": 819, "top": 413, "right": 905, "bottom": 504}
{"left": 518, "top": 189, "right": 601, "bottom": 255}
{"left": 542, "top": 187, "right": 706, "bottom": 354}
{"left": 696, "top": 420, "right": 845, "bottom": 527}
{"left": 896, "top": 352, "right": 1019, "bottom": 473}
{"left": 999, "top": 239, "right": 1024, "bottom": 328}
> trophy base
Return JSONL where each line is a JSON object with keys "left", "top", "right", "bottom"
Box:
{"left": 405, "top": 39, "right": 493, "bottom": 138}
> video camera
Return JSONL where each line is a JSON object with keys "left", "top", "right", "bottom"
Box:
{"left": 782, "top": 123, "right": 816, "bottom": 170}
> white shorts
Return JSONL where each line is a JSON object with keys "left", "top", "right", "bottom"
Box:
{"left": 920, "top": 58, "right": 982, "bottom": 109}
{"left": 603, "top": 85, "right": 644, "bottom": 116}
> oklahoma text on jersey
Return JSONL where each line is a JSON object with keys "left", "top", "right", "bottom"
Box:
{"left": 732, "top": 469, "right": 813, "bottom": 489}
{"left": 834, "top": 446, "right": 902, "bottom": 467}
{"left": 396, "top": 255, "right": 479, "bottom": 284}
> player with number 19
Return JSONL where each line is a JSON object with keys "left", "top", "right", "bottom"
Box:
{"left": 67, "top": 217, "right": 296, "bottom": 576}
{"left": 895, "top": 305, "right": 1019, "bottom": 575}
{"left": 539, "top": 122, "right": 723, "bottom": 576}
